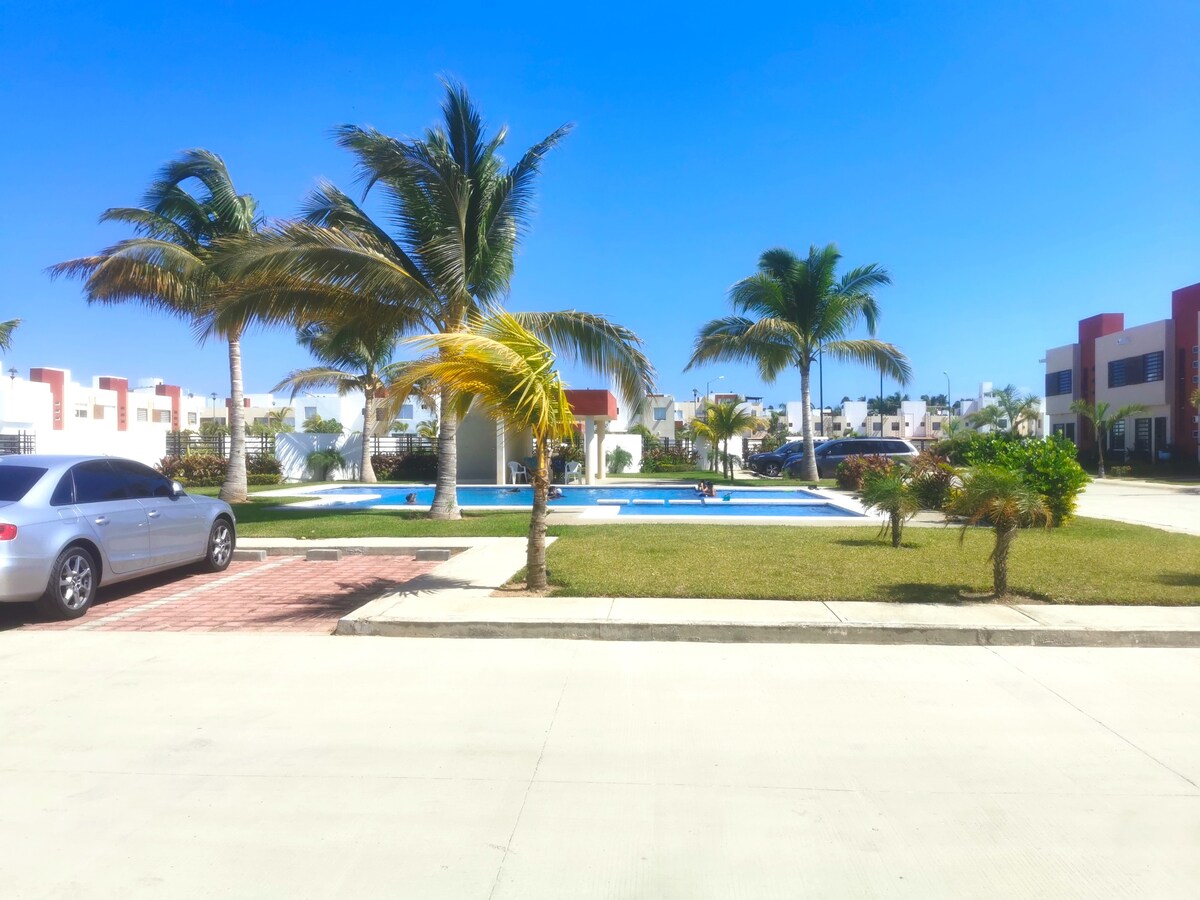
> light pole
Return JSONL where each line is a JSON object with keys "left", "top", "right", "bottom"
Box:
{"left": 704, "top": 376, "right": 724, "bottom": 472}
{"left": 818, "top": 350, "right": 824, "bottom": 437}
{"left": 879, "top": 369, "right": 884, "bottom": 436}
{"left": 943, "top": 371, "right": 951, "bottom": 422}
{"left": 211, "top": 392, "right": 217, "bottom": 425}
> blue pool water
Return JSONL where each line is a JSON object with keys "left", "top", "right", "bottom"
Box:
{"left": 308, "top": 485, "right": 863, "bottom": 518}
{"left": 311, "top": 484, "right": 827, "bottom": 508}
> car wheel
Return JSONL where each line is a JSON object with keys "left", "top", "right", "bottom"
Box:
{"left": 204, "top": 519, "right": 235, "bottom": 572}
{"left": 764, "top": 463, "right": 781, "bottom": 477}
{"left": 35, "top": 545, "right": 97, "bottom": 620}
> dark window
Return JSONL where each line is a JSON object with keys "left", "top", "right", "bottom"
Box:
{"left": 1109, "top": 420, "right": 1126, "bottom": 451}
{"left": 1134, "top": 418, "right": 1151, "bottom": 457}
{"left": 1144, "top": 351, "right": 1163, "bottom": 382}
{"left": 110, "top": 459, "right": 173, "bottom": 498}
{"left": 1108, "top": 359, "right": 1128, "bottom": 388}
{"left": 932, "top": 421, "right": 941, "bottom": 432}
{"left": 884, "top": 441, "right": 911, "bottom": 453}
{"left": 1154, "top": 417, "right": 1168, "bottom": 455}
{"left": 0, "top": 466, "right": 47, "bottom": 502}
{"left": 71, "top": 460, "right": 128, "bottom": 503}
{"left": 1065, "top": 423, "right": 1075, "bottom": 442}
{"left": 51, "top": 472, "right": 75, "bottom": 506}
{"left": 890, "top": 422, "right": 900, "bottom": 431}
{"left": 1045, "top": 369, "right": 1072, "bottom": 396}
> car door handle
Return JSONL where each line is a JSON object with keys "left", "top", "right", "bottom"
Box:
{"left": 147, "top": 510, "right": 160, "bottom": 518}
{"left": 94, "top": 516, "right": 109, "bottom": 526}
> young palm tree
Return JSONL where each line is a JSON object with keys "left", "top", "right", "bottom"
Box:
{"left": 701, "top": 399, "right": 765, "bottom": 480}
{"left": 1068, "top": 400, "right": 1148, "bottom": 477}
{"left": 49, "top": 150, "right": 259, "bottom": 502}
{"left": 687, "top": 244, "right": 911, "bottom": 482}
{"left": 396, "top": 312, "right": 575, "bottom": 589}
{"left": 273, "top": 322, "right": 399, "bottom": 482}
{"left": 859, "top": 470, "right": 920, "bottom": 548}
{"left": 0, "top": 319, "right": 19, "bottom": 352}
{"left": 966, "top": 384, "right": 1041, "bottom": 435}
{"left": 947, "top": 465, "right": 1051, "bottom": 597}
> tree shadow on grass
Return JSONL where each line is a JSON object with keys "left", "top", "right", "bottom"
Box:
{"left": 833, "top": 538, "right": 927, "bottom": 551}
{"left": 1155, "top": 572, "right": 1200, "bottom": 587}
{"left": 878, "top": 582, "right": 980, "bottom": 604}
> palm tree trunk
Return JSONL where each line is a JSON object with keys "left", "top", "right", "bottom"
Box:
{"left": 992, "top": 526, "right": 1016, "bottom": 596}
{"left": 526, "top": 434, "right": 551, "bottom": 590}
{"left": 799, "top": 363, "right": 819, "bottom": 482}
{"left": 219, "top": 331, "right": 248, "bottom": 503}
{"left": 429, "top": 384, "right": 461, "bottom": 520}
{"left": 891, "top": 511, "right": 902, "bottom": 548}
{"left": 1096, "top": 434, "right": 1106, "bottom": 479}
{"left": 360, "top": 390, "right": 377, "bottom": 483}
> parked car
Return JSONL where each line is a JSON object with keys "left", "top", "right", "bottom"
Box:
{"left": 782, "top": 438, "right": 919, "bottom": 478}
{"left": 745, "top": 440, "right": 810, "bottom": 476}
{"left": 0, "top": 455, "right": 236, "bottom": 620}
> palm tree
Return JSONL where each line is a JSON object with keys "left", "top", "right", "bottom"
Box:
{"left": 273, "top": 322, "right": 399, "bottom": 482}
{"left": 859, "top": 470, "right": 920, "bottom": 548}
{"left": 215, "top": 82, "right": 571, "bottom": 519}
{"left": 947, "top": 465, "right": 1050, "bottom": 597}
{"left": 687, "top": 244, "right": 911, "bottom": 482}
{"left": 49, "top": 150, "right": 259, "bottom": 502}
{"left": 1068, "top": 400, "right": 1148, "bottom": 477}
{"left": 0, "top": 319, "right": 19, "bottom": 352}
{"left": 966, "top": 384, "right": 1041, "bottom": 435}
{"left": 396, "top": 312, "right": 575, "bottom": 590}
{"left": 700, "top": 400, "right": 765, "bottom": 480}
{"left": 415, "top": 418, "right": 439, "bottom": 441}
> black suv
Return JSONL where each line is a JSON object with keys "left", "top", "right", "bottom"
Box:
{"left": 782, "top": 438, "right": 918, "bottom": 478}
{"left": 746, "top": 440, "right": 809, "bottom": 476}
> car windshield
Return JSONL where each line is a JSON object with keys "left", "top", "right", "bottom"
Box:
{"left": 0, "top": 466, "right": 47, "bottom": 501}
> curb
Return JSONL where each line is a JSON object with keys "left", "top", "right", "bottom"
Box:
{"left": 333, "top": 618, "right": 1200, "bottom": 648}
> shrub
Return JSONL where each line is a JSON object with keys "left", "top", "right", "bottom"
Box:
{"left": 907, "top": 449, "right": 956, "bottom": 510}
{"left": 640, "top": 445, "right": 698, "bottom": 473}
{"left": 957, "top": 434, "right": 1088, "bottom": 526}
{"left": 835, "top": 454, "right": 898, "bottom": 490}
{"left": 606, "top": 446, "right": 633, "bottom": 474}
{"left": 1109, "top": 465, "right": 1132, "bottom": 478}
{"left": 370, "top": 452, "right": 437, "bottom": 482}
{"left": 157, "top": 453, "right": 226, "bottom": 487}
{"left": 859, "top": 469, "right": 921, "bottom": 548}
{"left": 306, "top": 448, "right": 345, "bottom": 480}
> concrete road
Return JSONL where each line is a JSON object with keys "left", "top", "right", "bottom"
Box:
{"left": 1076, "top": 477, "right": 1200, "bottom": 535}
{"left": 1, "top": 634, "right": 1197, "bottom": 899}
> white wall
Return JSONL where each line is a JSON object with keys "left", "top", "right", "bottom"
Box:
{"left": 604, "top": 432, "right": 642, "bottom": 474}
{"left": 275, "top": 433, "right": 356, "bottom": 482}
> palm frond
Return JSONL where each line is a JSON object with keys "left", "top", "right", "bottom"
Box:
{"left": 823, "top": 338, "right": 912, "bottom": 384}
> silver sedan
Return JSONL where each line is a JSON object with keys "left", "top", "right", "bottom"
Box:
{"left": 0, "top": 455, "right": 236, "bottom": 620}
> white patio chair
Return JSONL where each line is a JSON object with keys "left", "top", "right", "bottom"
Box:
{"left": 507, "top": 460, "right": 529, "bottom": 484}
{"left": 564, "top": 461, "right": 583, "bottom": 483}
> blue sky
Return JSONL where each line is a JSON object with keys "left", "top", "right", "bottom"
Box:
{"left": 2, "top": 1, "right": 1197, "bottom": 414}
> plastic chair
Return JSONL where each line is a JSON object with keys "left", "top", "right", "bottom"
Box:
{"left": 507, "top": 460, "right": 529, "bottom": 484}
{"left": 564, "top": 461, "right": 583, "bottom": 484}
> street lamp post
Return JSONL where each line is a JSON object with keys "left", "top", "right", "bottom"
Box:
{"left": 943, "top": 371, "right": 951, "bottom": 422}
{"left": 704, "top": 376, "right": 724, "bottom": 472}
{"left": 818, "top": 350, "right": 824, "bottom": 437}
{"left": 211, "top": 392, "right": 217, "bottom": 425}
{"left": 879, "top": 369, "right": 884, "bottom": 436}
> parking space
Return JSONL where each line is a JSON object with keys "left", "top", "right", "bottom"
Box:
{"left": 0, "top": 555, "right": 440, "bottom": 634}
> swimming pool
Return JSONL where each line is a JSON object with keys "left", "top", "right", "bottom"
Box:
{"left": 310, "top": 484, "right": 826, "bottom": 508}
{"left": 617, "top": 501, "right": 862, "bottom": 518}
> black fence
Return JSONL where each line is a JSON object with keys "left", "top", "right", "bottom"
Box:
{"left": 0, "top": 432, "right": 35, "bottom": 455}
{"left": 165, "top": 433, "right": 276, "bottom": 458}
{"left": 370, "top": 435, "right": 437, "bottom": 455}
{"left": 656, "top": 438, "right": 696, "bottom": 456}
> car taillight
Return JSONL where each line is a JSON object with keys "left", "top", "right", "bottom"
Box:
{"left": 0, "top": 524, "right": 16, "bottom": 541}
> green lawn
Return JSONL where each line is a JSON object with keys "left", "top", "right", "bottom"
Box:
{"left": 216, "top": 492, "right": 1199, "bottom": 604}
{"left": 543, "top": 519, "right": 1200, "bottom": 605}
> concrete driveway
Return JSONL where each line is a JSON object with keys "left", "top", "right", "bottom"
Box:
{"left": 1076, "top": 478, "right": 1200, "bottom": 535}
{"left": 1, "top": 633, "right": 1196, "bottom": 898}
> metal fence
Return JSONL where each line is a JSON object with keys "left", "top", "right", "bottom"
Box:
{"left": 0, "top": 432, "right": 35, "bottom": 455}
{"left": 165, "top": 433, "right": 276, "bottom": 458}
{"left": 369, "top": 435, "right": 437, "bottom": 455}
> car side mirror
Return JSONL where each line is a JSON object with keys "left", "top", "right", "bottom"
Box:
{"left": 171, "top": 481, "right": 186, "bottom": 498}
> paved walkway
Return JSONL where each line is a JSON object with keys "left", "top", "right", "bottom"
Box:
{"left": 1, "top": 633, "right": 1196, "bottom": 898}
{"left": 1075, "top": 477, "right": 1200, "bottom": 535}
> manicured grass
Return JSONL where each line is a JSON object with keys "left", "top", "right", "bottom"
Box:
{"left": 543, "top": 518, "right": 1200, "bottom": 605}
{"left": 227, "top": 497, "right": 533, "bottom": 538}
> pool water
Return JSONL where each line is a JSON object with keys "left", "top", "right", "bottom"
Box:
{"left": 306, "top": 484, "right": 863, "bottom": 518}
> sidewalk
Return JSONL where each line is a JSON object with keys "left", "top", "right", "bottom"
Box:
{"left": 324, "top": 538, "right": 1200, "bottom": 648}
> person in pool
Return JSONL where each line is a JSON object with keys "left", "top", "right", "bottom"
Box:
{"left": 404, "top": 492, "right": 417, "bottom": 504}
{"left": 702, "top": 481, "right": 717, "bottom": 497}
{"left": 548, "top": 486, "right": 564, "bottom": 500}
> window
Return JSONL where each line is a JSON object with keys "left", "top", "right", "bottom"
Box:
{"left": 71, "top": 460, "right": 128, "bottom": 503}
{"left": 110, "top": 459, "right": 173, "bottom": 498}
{"left": 932, "top": 421, "right": 941, "bottom": 432}
{"left": 1109, "top": 419, "right": 1125, "bottom": 451}
{"left": 1108, "top": 351, "right": 1163, "bottom": 388}
{"left": 188, "top": 413, "right": 198, "bottom": 425}
{"left": 872, "top": 422, "right": 881, "bottom": 432}
{"left": 1044, "top": 369, "right": 1072, "bottom": 396}
{"left": 1144, "top": 351, "right": 1163, "bottom": 382}
{"left": 0, "top": 466, "right": 47, "bottom": 502}
{"left": 136, "top": 408, "right": 148, "bottom": 422}
{"left": 1108, "top": 359, "right": 1128, "bottom": 388}
{"left": 890, "top": 422, "right": 900, "bottom": 431}
{"left": 74, "top": 409, "right": 88, "bottom": 418}
{"left": 304, "top": 406, "right": 317, "bottom": 419}
{"left": 653, "top": 407, "right": 667, "bottom": 422}
{"left": 833, "top": 422, "right": 842, "bottom": 431}
{"left": 154, "top": 410, "right": 171, "bottom": 424}
{"left": 93, "top": 406, "right": 105, "bottom": 420}
{"left": 400, "top": 403, "right": 414, "bottom": 420}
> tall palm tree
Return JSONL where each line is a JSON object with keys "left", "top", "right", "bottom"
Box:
{"left": 1068, "top": 399, "right": 1148, "bottom": 477}
{"left": 687, "top": 244, "right": 911, "bottom": 482}
{"left": 0, "top": 319, "right": 19, "bottom": 352}
{"left": 700, "top": 399, "right": 765, "bottom": 480}
{"left": 966, "top": 384, "right": 1041, "bottom": 435}
{"left": 49, "top": 150, "right": 259, "bottom": 502}
{"left": 396, "top": 312, "right": 575, "bottom": 589}
{"left": 216, "top": 81, "right": 578, "bottom": 519}
{"left": 947, "top": 465, "right": 1050, "bottom": 597}
{"left": 273, "top": 322, "right": 399, "bottom": 482}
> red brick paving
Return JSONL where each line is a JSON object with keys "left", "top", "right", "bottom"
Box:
{"left": 7, "top": 555, "right": 439, "bottom": 634}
